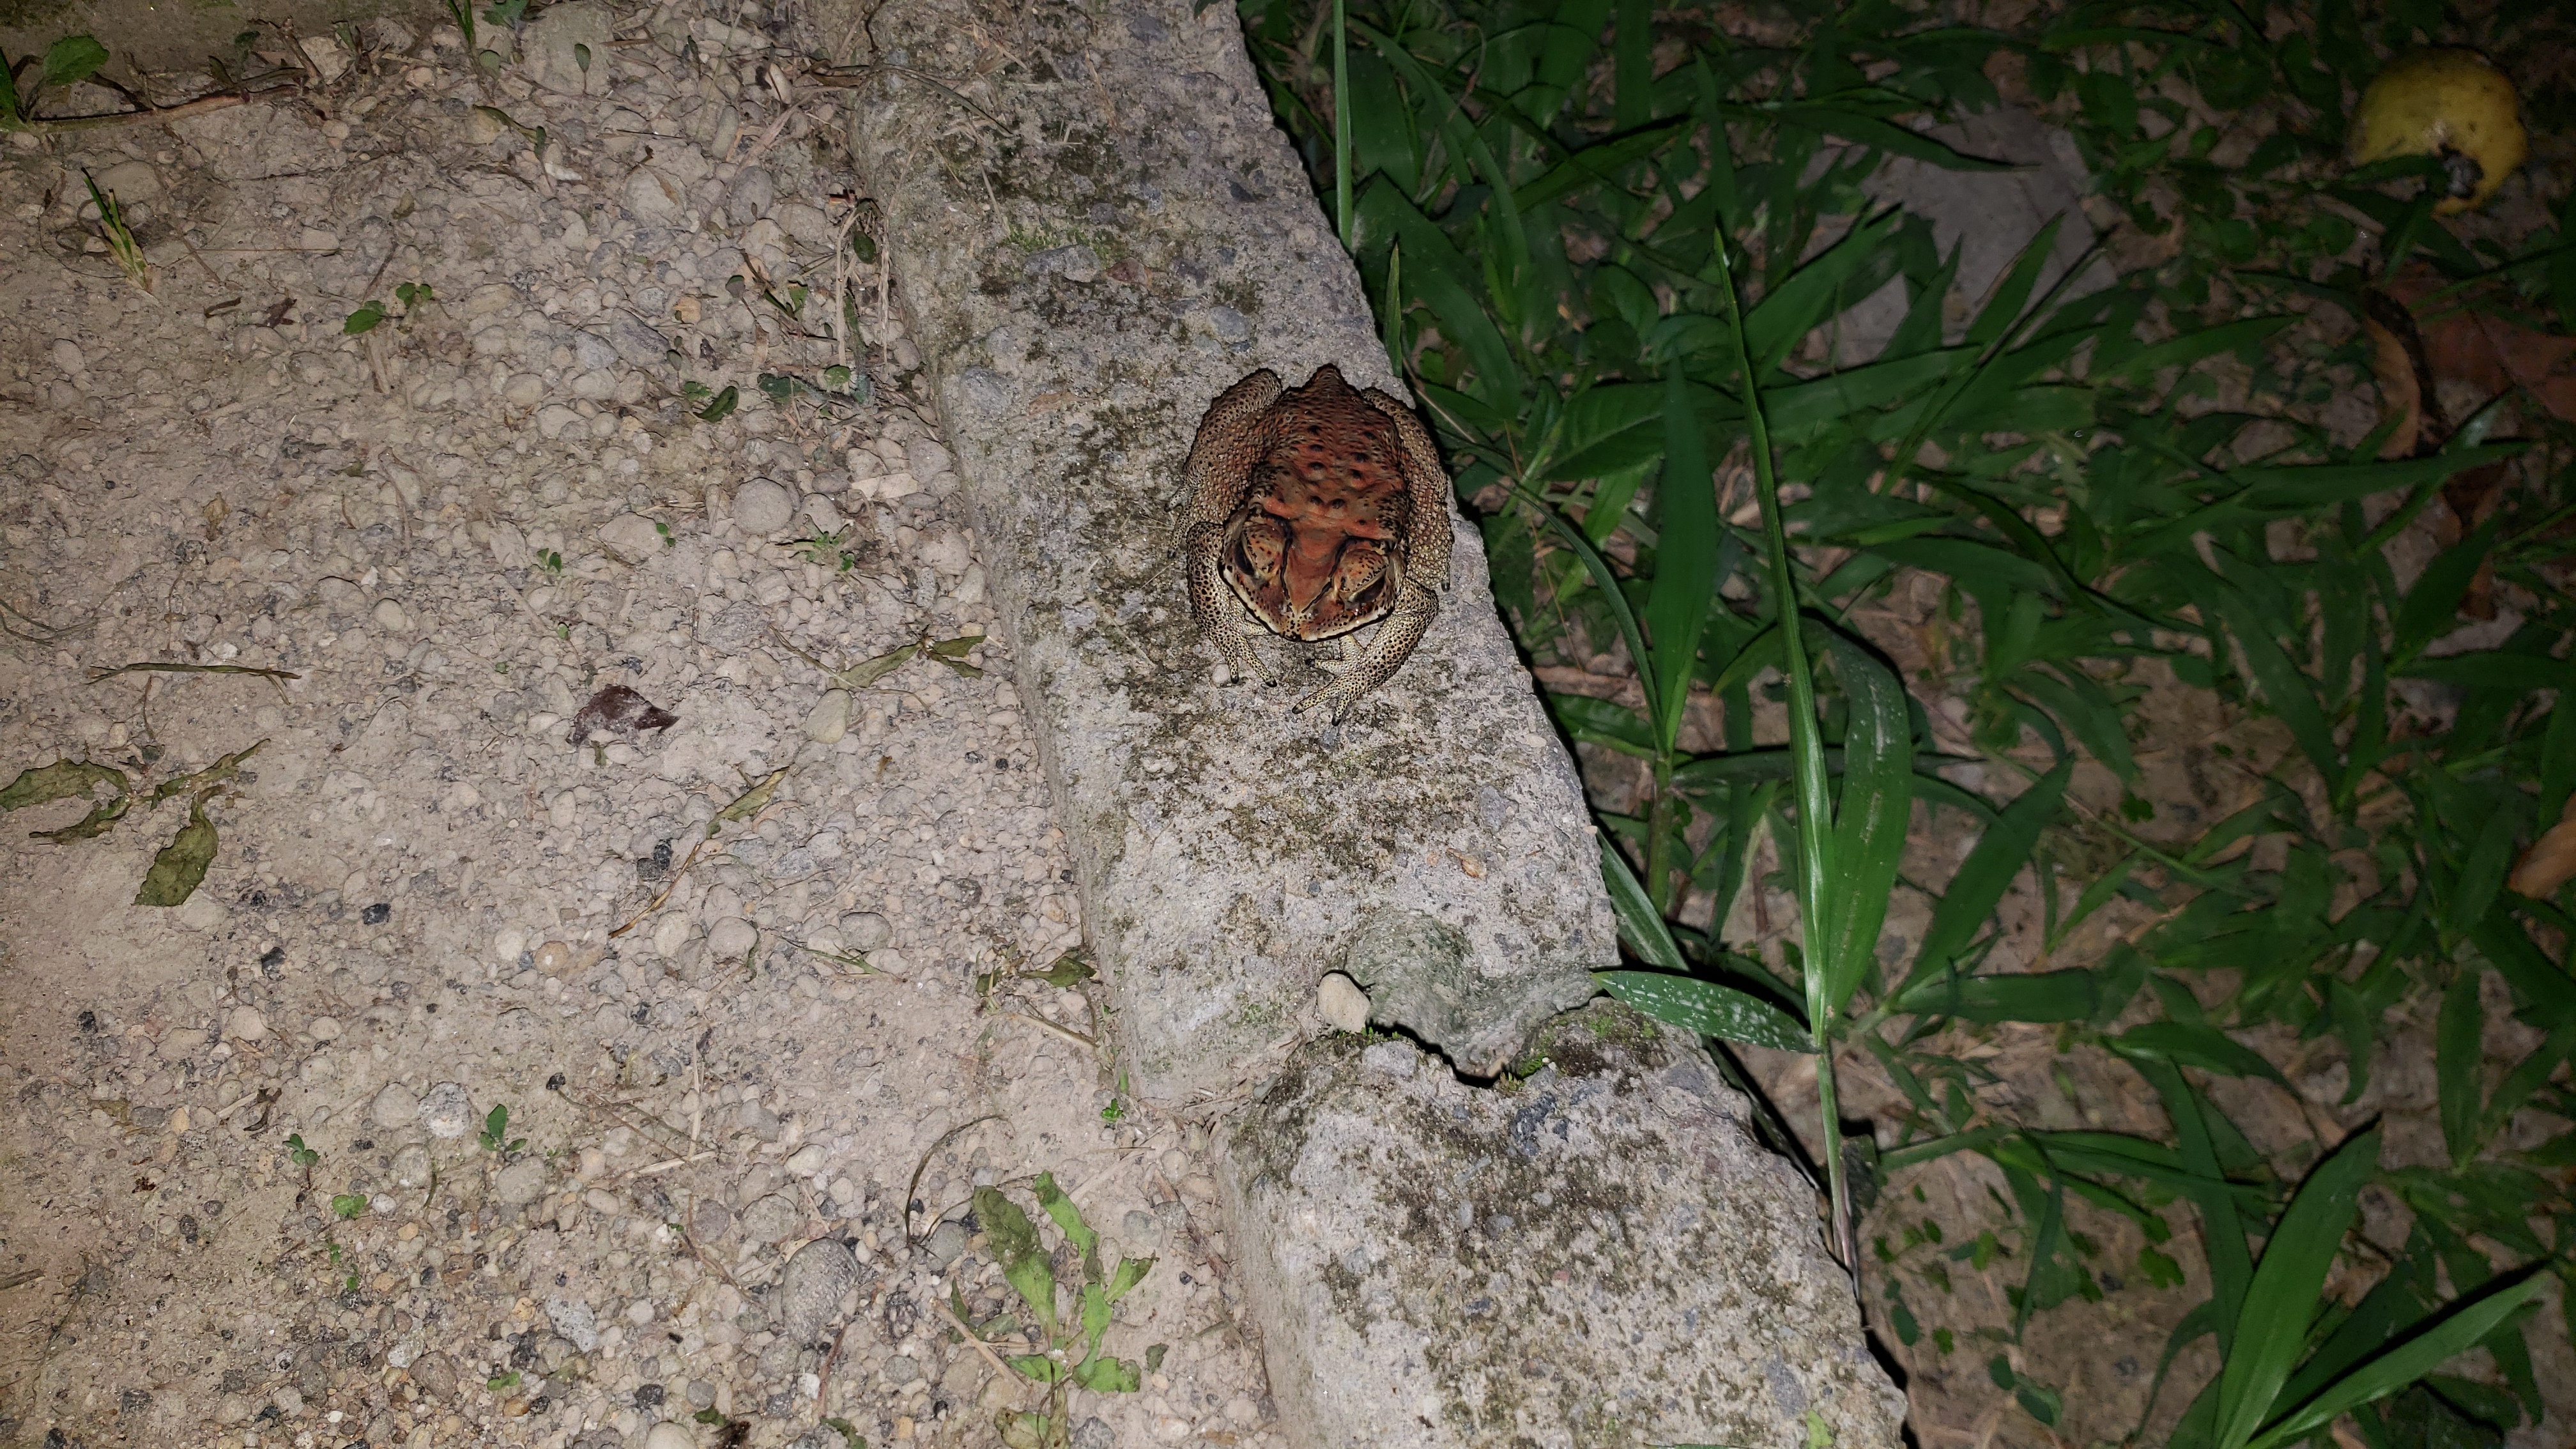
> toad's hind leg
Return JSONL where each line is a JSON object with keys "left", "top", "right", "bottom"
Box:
{"left": 1185, "top": 519, "right": 1277, "bottom": 687}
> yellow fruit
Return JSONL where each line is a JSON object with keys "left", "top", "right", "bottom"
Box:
{"left": 2349, "top": 48, "right": 2528, "bottom": 215}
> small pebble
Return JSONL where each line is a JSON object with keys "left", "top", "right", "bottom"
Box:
{"left": 730, "top": 478, "right": 795, "bottom": 534}
{"left": 706, "top": 917, "right": 756, "bottom": 958}
{"left": 779, "top": 1236, "right": 860, "bottom": 1343}
{"left": 226, "top": 1007, "right": 268, "bottom": 1043}
{"left": 837, "top": 912, "right": 892, "bottom": 951}
{"left": 420, "top": 1082, "right": 475, "bottom": 1139}
{"left": 738, "top": 1192, "right": 800, "bottom": 1242}
{"left": 369, "top": 1084, "right": 419, "bottom": 1129}
{"left": 804, "top": 689, "right": 852, "bottom": 744}
{"left": 643, "top": 1424, "right": 694, "bottom": 1449}
{"left": 533, "top": 940, "right": 576, "bottom": 974}
{"left": 307, "top": 1015, "right": 342, "bottom": 1041}
{"left": 496, "top": 1158, "right": 549, "bottom": 1205}
{"left": 1317, "top": 972, "right": 1370, "bottom": 1032}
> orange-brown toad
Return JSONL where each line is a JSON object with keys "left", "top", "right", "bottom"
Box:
{"left": 1181, "top": 364, "right": 1452, "bottom": 718}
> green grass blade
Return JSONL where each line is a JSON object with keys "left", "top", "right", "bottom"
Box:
{"left": 1613, "top": 0, "right": 1650, "bottom": 130}
{"left": 2241, "top": 1269, "right": 2549, "bottom": 1449}
{"left": 2213, "top": 1126, "right": 2380, "bottom": 1449}
{"left": 2134, "top": 1059, "right": 2253, "bottom": 1348}
{"left": 2435, "top": 971, "right": 2486, "bottom": 1167}
{"left": 2089, "top": 316, "right": 2294, "bottom": 383}
{"left": 1643, "top": 365, "right": 1720, "bottom": 755}
{"left": 1331, "top": 0, "right": 1350, "bottom": 249}
{"left": 1892, "top": 968, "right": 2100, "bottom": 1024}
{"left": 1915, "top": 762, "right": 2071, "bottom": 977}
{"left": 2114, "top": 1022, "right": 2292, "bottom": 1086}
{"left": 1353, "top": 180, "right": 1523, "bottom": 404}
{"left": 1599, "top": 836, "right": 1683, "bottom": 970}
{"left": 1512, "top": 119, "right": 1687, "bottom": 211}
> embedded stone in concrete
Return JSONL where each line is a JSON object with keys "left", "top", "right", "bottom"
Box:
{"left": 840, "top": 0, "right": 1608, "bottom": 1103}
{"left": 1218, "top": 1004, "right": 1908, "bottom": 1449}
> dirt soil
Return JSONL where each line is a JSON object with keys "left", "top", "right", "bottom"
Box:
{"left": 0, "top": 8, "right": 1278, "bottom": 1447}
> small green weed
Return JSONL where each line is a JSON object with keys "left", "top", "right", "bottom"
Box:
{"left": 0, "top": 34, "right": 108, "bottom": 128}
{"left": 783, "top": 529, "right": 859, "bottom": 571}
{"left": 974, "top": 1173, "right": 1158, "bottom": 1449}
{"left": 80, "top": 172, "right": 152, "bottom": 293}
{"left": 479, "top": 1104, "right": 524, "bottom": 1154}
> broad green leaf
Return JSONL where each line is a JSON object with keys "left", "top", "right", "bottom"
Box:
{"left": 134, "top": 796, "right": 217, "bottom": 907}
{"left": 712, "top": 767, "right": 788, "bottom": 828}
{"left": 1643, "top": 364, "right": 1719, "bottom": 755}
{"left": 31, "top": 792, "right": 131, "bottom": 841}
{"left": 2214, "top": 1128, "right": 2380, "bottom": 1449}
{"left": 1069, "top": 1353, "right": 1142, "bottom": 1393}
{"left": 834, "top": 642, "right": 920, "bottom": 689}
{"left": 974, "top": 1186, "right": 1054, "bottom": 1326}
{"left": 1813, "top": 634, "right": 1912, "bottom": 1016}
{"left": 42, "top": 34, "right": 109, "bottom": 88}
{"left": 1105, "top": 1255, "right": 1153, "bottom": 1303}
{"left": 1596, "top": 970, "right": 1812, "bottom": 1052}
{"left": 1079, "top": 1280, "right": 1110, "bottom": 1348}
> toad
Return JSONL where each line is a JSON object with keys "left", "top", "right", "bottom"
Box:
{"left": 1181, "top": 364, "right": 1452, "bottom": 719}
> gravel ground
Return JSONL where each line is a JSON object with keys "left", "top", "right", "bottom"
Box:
{"left": 0, "top": 8, "right": 1276, "bottom": 1446}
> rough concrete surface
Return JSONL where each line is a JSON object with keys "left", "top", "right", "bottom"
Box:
{"left": 833, "top": 0, "right": 1611, "bottom": 1104}
{"left": 1219, "top": 1006, "right": 1908, "bottom": 1449}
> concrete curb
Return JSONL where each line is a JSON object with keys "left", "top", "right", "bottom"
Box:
{"left": 816, "top": 0, "right": 1905, "bottom": 1440}
{"left": 834, "top": 0, "right": 1607, "bottom": 1103}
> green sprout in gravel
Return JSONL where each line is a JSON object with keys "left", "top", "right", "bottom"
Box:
{"left": 479, "top": 1104, "right": 525, "bottom": 1154}
{"left": 973, "top": 1172, "right": 1157, "bottom": 1449}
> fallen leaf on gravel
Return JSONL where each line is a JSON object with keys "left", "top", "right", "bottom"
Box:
{"left": 0, "top": 760, "right": 129, "bottom": 813}
{"left": 713, "top": 767, "right": 789, "bottom": 830}
{"left": 567, "top": 686, "right": 677, "bottom": 745}
{"left": 2510, "top": 795, "right": 2576, "bottom": 898}
{"left": 832, "top": 641, "right": 919, "bottom": 689}
{"left": 134, "top": 795, "right": 218, "bottom": 907}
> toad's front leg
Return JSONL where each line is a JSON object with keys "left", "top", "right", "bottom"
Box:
{"left": 1294, "top": 578, "right": 1438, "bottom": 719}
{"left": 1185, "top": 519, "right": 1277, "bottom": 687}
